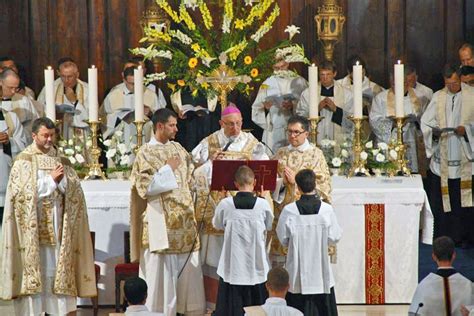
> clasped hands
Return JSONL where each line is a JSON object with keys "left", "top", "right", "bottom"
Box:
{"left": 319, "top": 97, "right": 337, "bottom": 112}
{"left": 0, "top": 132, "right": 9, "bottom": 144}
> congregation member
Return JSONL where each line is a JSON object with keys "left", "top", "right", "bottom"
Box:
{"left": 459, "top": 43, "right": 474, "bottom": 67}
{"left": 0, "top": 117, "right": 97, "bottom": 316}
{"left": 38, "top": 57, "right": 90, "bottom": 142}
{"left": 212, "top": 165, "right": 273, "bottom": 315}
{"left": 370, "top": 67, "right": 424, "bottom": 173}
{"left": 0, "top": 68, "right": 40, "bottom": 143}
{"left": 276, "top": 169, "right": 342, "bottom": 315}
{"left": 0, "top": 75, "right": 27, "bottom": 224}
{"left": 124, "top": 277, "right": 164, "bottom": 316}
{"left": 405, "top": 64, "right": 434, "bottom": 112}
{"left": 271, "top": 115, "right": 331, "bottom": 266}
{"left": 191, "top": 105, "right": 269, "bottom": 307}
{"left": 0, "top": 56, "right": 35, "bottom": 99}
{"left": 460, "top": 65, "right": 474, "bottom": 87}
{"left": 130, "top": 108, "right": 205, "bottom": 315}
{"left": 421, "top": 64, "right": 474, "bottom": 248}
{"left": 244, "top": 267, "right": 303, "bottom": 316}
{"left": 101, "top": 65, "right": 164, "bottom": 145}
{"left": 296, "top": 60, "right": 354, "bottom": 144}
{"left": 251, "top": 55, "right": 308, "bottom": 154}
{"left": 409, "top": 236, "right": 473, "bottom": 316}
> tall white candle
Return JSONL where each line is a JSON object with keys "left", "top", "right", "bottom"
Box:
{"left": 88, "top": 65, "right": 98, "bottom": 122}
{"left": 134, "top": 66, "right": 144, "bottom": 122}
{"left": 308, "top": 64, "right": 319, "bottom": 119}
{"left": 353, "top": 61, "right": 363, "bottom": 118}
{"left": 44, "top": 66, "right": 55, "bottom": 121}
{"left": 394, "top": 60, "right": 404, "bottom": 118}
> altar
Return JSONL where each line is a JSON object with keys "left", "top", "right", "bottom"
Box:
{"left": 81, "top": 175, "right": 432, "bottom": 305}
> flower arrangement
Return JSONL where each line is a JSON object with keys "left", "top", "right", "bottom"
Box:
{"left": 364, "top": 141, "right": 397, "bottom": 175}
{"left": 131, "top": 0, "right": 308, "bottom": 99}
{"left": 103, "top": 131, "right": 135, "bottom": 175}
{"left": 58, "top": 137, "right": 91, "bottom": 176}
{"left": 320, "top": 139, "right": 350, "bottom": 174}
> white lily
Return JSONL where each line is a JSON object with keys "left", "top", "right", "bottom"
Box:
{"left": 360, "top": 151, "right": 368, "bottom": 161}
{"left": 341, "top": 149, "right": 349, "bottom": 158}
{"left": 332, "top": 157, "right": 342, "bottom": 168}
{"left": 375, "top": 153, "right": 386, "bottom": 163}
{"left": 389, "top": 149, "right": 398, "bottom": 160}
{"left": 68, "top": 156, "right": 77, "bottom": 165}
{"left": 284, "top": 25, "right": 301, "bottom": 40}
{"left": 378, "top": 142, "right": 388, "bottom": 150}
{"left": 103, "top": 139, "right": 112, "bottom": 147}
{"left": 106, "top": 149, "right": 117, "bottom": 159}
{"left": 365, "top": 141, "right": 373, "bottom": 149}
{"left": 75, "top": 154, "right": 85, "bottom": 164}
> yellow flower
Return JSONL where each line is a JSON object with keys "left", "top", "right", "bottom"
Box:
{"left": 167, "top": 83, "right": 177, "bottom": 92}
{"left": 188, "top": 58, "right": 198, "bottom": 68}
{"left": 191, "top": 43, "right": 200, "bottom": 52}
{"left": 201, "top": 82, "right": 209, "bottom": 89}
{"left": 244, "top": 55, "right": 253, "bottom": 65}
{"left": 177, "top": 80, "right": 186, "bottom": 87}
{"left": 244, "top": 84, "right": 254, "bottom": 95}
{"left": 250, "top": 68, "right": 259, "bottom": 78}
{"left": 235, "top": 19, "right": 245, "bottom": 30}
{"left": 192, "top": 89, "right": 199, "bottom": 97}
{"left": 260, "top": 83, "right": 269, "bottom": 90}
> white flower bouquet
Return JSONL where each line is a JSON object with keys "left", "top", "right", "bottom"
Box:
{"left": 103, "top": 130, "right": 135, "bottom": 176}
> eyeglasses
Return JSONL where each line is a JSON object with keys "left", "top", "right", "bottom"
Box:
{"left": 287, "top": 130, "right": 306, "bottom": 136}
{"left": 223, "top": 121, "right": 242, "bottom": 127}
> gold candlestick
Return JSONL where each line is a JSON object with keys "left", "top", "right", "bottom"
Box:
{"left": 393, "top": 116, "right": 411, "bottom": 176}
{"left": 309, "top": 117, "right": 324, "bottom": 145}
{"left": 134, "top": 120, "right": 145, "bottom": 155}
{"left": 85, "top": 121, "right": 107, "bottom": 180}
{"left": 347, "top": 116, "right": 371, "bottom": 177}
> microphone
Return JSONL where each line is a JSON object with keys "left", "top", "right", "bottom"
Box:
{"left": 260, "top": 141, "right": 275, "bottom": 156}
{"left": 222, "top": 136, "right": 236, "bottom": 151}
{"left": 414, "top": 302, "right": 423, "bottom": 315}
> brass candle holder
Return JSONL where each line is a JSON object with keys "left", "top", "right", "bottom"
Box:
{"left": 393, "top": 116, "right": 411, "bottom": 176}
{"left": 85, "top": 121, "right": 107, "bottom": 180}
{"left": 347, "top": 116, "right": 371, "bottom": 177}
{"left": 309, "top": 117, "right": 324, "bottom": 145}
{"left": 134, "top": 120, "right": 145, "bottom": 154}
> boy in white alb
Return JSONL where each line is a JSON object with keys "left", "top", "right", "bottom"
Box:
{"left": 212, "top": 165, "right": 274, "bottom": 316}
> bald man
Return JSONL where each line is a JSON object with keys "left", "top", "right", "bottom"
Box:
{"left": 459, "top": 43, "right": 474, "bottom": 67}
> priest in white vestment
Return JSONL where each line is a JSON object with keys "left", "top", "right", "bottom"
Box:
{"left": 296, "top": 60, "right": 354, "bottom": 145}
{"left": 38, "top": 59, "right": 90, "bottom": 142}
{"left": 101, "top": 66, "right": 165, "bottom": 146}
{"left": 276, "top": 169, "right": 342, "bottom": 316}
{"left": 370, "top": 70, "right": 424, "bottom": 173}
{"left": 252, "top": 59, "right": 308, "bottom": 154}
{"left": 130, "top": 108, "right": 205, "bottom": 316}
{"left": 406, "top": 65, "right": 434, "bottom": 112}
{"left": 1, "top": 117, "right": 97, "bottom": 316}
{"left": 421, "top": 65, "right": 474, "bottom": 246}
{"left": 409, "top": 236, "right": 473, "bottom": 316}
{"left": 212, "top": 165, "right": 273, "bottom": 315}
{"left": 0, "top": 57, "right": 35, "bottom": 99}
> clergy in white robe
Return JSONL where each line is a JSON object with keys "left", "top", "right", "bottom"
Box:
{"left": 0, "top": 57, "right": 35, "bottom": 99}
{"left": 370, "top": 72, "right": 424, "bottom": 173}
{"left": 406, "top": 65, "right": 434, "bottom": 112}
{"left": 1, "top": 93, "right": 39, "bottom": 144}
{"left": 212, "top": 165, "right": 273, "bottom": 316}
{"left": 130, "top": 109, "right": 205, "bottom": 316}
{"left": 101, "top": 66, "right": 165, "bottom": 145}
{"left": 276, "top": 169, "right": 342, "bottom": 316}
{"left": 409, "top": 236, "right": 474, "bottom": 316}
{"left": 38, "top": 60, "right": 90, "bottom": 142}
{"left": 421, "top": 65, "right": 474, "bottom": 246}
{"left": 252, "top": 60, "right": 308, "bottom": 154}
{"left": 296, "top": 61, "right": 354, "bottom": 145}
{"left": 1, "top": 117, "right": 97, "bottom": 316}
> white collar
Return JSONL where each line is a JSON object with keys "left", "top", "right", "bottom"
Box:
{"left": 126, "top": 305, "right": 149, "bottom": 312}
{"left": 219, "top": 129, "right": 243, "bottom": 143}
{"left": 288, "top": 139, "right": 310, "bottom": 152}
{"left": 265, "top": 297, "right": 287, "bottom": 306}
{"left": 122, "top": 82, "right": 133, "bottom": 95}
{"left": 149, "top": 135, "right": 168, "bottom": 145}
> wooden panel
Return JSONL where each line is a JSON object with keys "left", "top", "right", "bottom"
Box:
{"left": 88, "top": 0, "right": 108, "bottom": 101}
{"left": 386, "top": 0, "right": 405, "bottom": 85}
{"left": 446, "top": 0, "right": 464, "bottom": 64}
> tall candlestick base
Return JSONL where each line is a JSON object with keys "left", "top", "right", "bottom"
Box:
{"left": 309, "top": 117, "right": 324, "bottom": 145}
{"left": 347, "top": 116, "right": 371, "bottom": 177}
{"left": 393, "top": 116, "right": 411, "bottom": 176}
{"left": 85, "top": 121, "right": 107, "bottom": 180}
{"left": 134, "top": 120, "right": 145, "bottom": 155}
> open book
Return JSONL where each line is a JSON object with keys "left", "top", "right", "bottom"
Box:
{"left": 265, "top": 93, "right": 296, "bottom": 106}
{"left": 181, "top": 104, "right": 209, "bottom": 115}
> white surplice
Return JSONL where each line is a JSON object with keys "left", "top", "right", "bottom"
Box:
{"left": 139, "top": 137, "right": 205, "bottom": 316}
{"left": 296, "top": 82, "right": 354, "bottom": 143}
{"left": 413, "top": 81, "right": 434, "bottom": 113}
{"left": 1, "top": 94, "right": 40, "bottom": 144}
{"left": 421, "top": 87, "right": 474, "bottom": 178}
{"left": 408, "top": 270, "right": 473, "bottom": 316}
{"left": 244, "top": 297, "right": 303, "bottom": 316}
{"left": 0, "top": 110, "right": 27, "bottom": 207}
{"left": 370, "top": 89, "right": 422, "bottom": 172}
{"left": 212, "top": 196, "right": 273, "bottom": 285}
{"left": 13, "top": 171, "right": 77, "bottom": 316}
{"left": 252, "top": 75, "right": 308, "bottom": 154}
{"left": 276, "top": 201, "right": 342, "bottom": 295}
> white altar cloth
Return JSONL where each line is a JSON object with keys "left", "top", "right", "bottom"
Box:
{"left": 331, "top": 175, "right": 433, "bottom": 304}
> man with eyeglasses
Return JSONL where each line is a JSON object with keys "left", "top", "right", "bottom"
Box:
{"left": 0, "top": 56, "right": 36, "bottom": 100}
{"left": 38, "top": 57, "right": 90, "bottom": 142}
{"left": 421, "top": 64, "right": 474, "bottom": 249}
{"left": 191, "top": 104, "right": 269, "bottom": 308}
{"left": 0, "top": 69, "right": 27, "bottom": 229}
{"left": 271, "top": 115, "right": 331, "bottom": 267}
{"left": 0, "top": 68, "right": 40, "bottom": 144}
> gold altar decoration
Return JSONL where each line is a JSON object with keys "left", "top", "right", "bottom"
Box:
{"left": 309, "top": 117, "right": 324, "bottom": 145}
{"left": 392, "top": 116, "right": 411, "bottom": 176}
{"left": 85, "top": 121, "right": 107, "bottom": 180}
{"left": 347, "top": 116, "right": 370, "bottom": 177}
{"left": 133, "top": 120, "right": 145, "bottom": 154}
{"left": 315, "top": 0, "right": 346, "bottom": 61}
